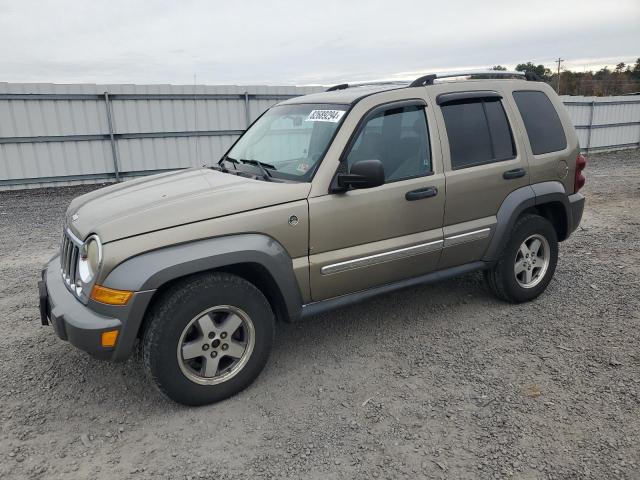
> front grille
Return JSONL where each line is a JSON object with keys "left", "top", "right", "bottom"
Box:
{"left": 60, "top": 229, "right": 82, "bottom": 290}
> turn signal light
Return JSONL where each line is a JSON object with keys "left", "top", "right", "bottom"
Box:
{"left": 91, "top": 285, "right": 133, "bottom": 305}
{"left": 101, "top": 330, "right": 119, "bottom": 347}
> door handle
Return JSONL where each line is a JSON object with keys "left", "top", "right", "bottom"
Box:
{"left": 503, "top": 168, "right": 526, "bottom": 180}
{"left": 405, "top": 186, "right": 438, "bottom": 201}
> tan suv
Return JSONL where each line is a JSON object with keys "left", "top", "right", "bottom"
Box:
{"left": 39, "top": 71, "right": 586, "bottom": 405}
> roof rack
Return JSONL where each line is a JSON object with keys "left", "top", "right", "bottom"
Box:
{"left": 326, "top": 79, "right": 410, "bottom": 92}
{"left": 326, "top": 69, "right": 535, "bottom": 92}
{"left": 408, "top": 70, "right": 526, "bottom": 87}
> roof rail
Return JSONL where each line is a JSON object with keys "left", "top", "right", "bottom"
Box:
{"left": 326, "top": 70, "right": 530, "bottom": 92}
{"left": 408, "top": 70, "right": 525, "bottom": 87}
{"left": 326, "top": 83, "right": 349, "bottom": 92}
{"left": 325, "top": 79, "right": 410, "bottom": 92}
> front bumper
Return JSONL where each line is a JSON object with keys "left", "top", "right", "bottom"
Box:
{"left": 39, "top": 255, "right": 154, "bottom": 361}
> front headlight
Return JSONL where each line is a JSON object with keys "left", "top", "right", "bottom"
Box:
{"left": 78, "top": 234, "right": 102, "bottom": 284}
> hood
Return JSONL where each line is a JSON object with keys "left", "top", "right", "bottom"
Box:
{"left": 66, "top": 168, "right": 311, "bottom": 242}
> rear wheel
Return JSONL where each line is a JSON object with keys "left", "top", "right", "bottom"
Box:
{"left": 484, "top": 214, "right": 558, "bottom": 303}
{"left": 142, "top": 272, "right": 274, "bottom": 406}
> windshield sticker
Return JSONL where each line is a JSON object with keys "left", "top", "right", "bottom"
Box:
{"left": 306, "top": 109, "right": 345, "bottom": 123}
{"left": 296, "top": 163, "right": 310, "bottom": 173}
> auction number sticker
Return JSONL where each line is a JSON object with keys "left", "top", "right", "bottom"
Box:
{"left": 306, "top": 109, "right": 345, "bottom": 123}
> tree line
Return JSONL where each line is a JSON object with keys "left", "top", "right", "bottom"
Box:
{"left": 490, "top": 59, "right": 640, "bottom": 96}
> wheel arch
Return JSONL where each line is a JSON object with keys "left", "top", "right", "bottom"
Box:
{"left": 483, "top": 182, "right": 571, "bottom": 262}
{"left": 530, "top": 182, "right": 571, "bottom": 241}
{"left": 103, "top": 234, "right": 303, "bottom": 343}
{"left": 217, "top": 262, "right": 291, "bottom": 325}
{"left": 521, "top": 201, "right": 568, "bottom": 241}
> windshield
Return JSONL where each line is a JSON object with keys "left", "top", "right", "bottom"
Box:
{"left": 224, "top": 103, "right": 348, "bottom": 180}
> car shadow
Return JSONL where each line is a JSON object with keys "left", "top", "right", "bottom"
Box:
{"left": 34, "top": 271, "right": 490, "bottom": 413}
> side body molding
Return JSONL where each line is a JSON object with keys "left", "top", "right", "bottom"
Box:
{"left": 103, "top": 234, "right": 304, "bottom": 321}
{"left": 482, "top": 181, "right": 573, "bottom": 262}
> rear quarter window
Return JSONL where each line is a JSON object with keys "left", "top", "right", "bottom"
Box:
{"left": 513, "top": 90, "right": 567, "bottom": 155}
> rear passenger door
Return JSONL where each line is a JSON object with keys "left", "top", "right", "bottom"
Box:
{"left": 432, "top": 90, "right": 530, "bottom": 268}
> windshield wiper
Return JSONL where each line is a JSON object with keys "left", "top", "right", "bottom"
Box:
{"left": 218, "top": 156, "right": 275, "bottom": 181}
{"left": 211, "top": 156, "right": 241, "bottom": 175}
{"left": 238, "top": 159, "right": 276, "bottom": 180}
{"left": 219, "top": 156, "right": 239, "bottom": 170}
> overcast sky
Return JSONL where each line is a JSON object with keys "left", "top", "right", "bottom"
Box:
{"left": 0, "top": 0, "right": 638, "bottom": 86}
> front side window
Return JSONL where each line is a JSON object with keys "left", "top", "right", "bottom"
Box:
{"left": 226, "top": 103, "right": 347, "bottom": 180}
{"left": 441, "top": 98, "right": 516, "bottom": 169}
{"left": 346, "top": 104, "right": 432, "bottom": 182}
{"left": 513, "top": 90, "right": 567, "bottom": 155}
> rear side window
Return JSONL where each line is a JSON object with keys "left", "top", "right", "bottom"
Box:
{"left": 441, "top": 98, "right": 516, "bottom": 169}
{"left": 513, "top": 90, "right": 566, "bottom": 155}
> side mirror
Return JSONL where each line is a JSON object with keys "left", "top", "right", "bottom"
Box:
{"left": 337, "top": 159, "right": 385, "bottom": 190}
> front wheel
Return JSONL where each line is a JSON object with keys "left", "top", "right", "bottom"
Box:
{"left": 484, "top": 214, "right": 558, "bottom": 303}
{"left": 142, "top": 272, "right": 275, "bottom": 406}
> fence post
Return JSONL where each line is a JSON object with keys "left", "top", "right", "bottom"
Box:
{"left": 244, "top": 91, "right": 251, "bottom": 128}
{"left": 103, "top": 91, "right": 121, "bottom": 182}
{"left": 585, "top": 99, "right": 596, "bottom": 153}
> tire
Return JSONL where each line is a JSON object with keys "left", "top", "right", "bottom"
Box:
{"left": 142, "top": 272, "right": 275, "bottom": 406}
{"left": 484, "top": 214, "right": 558, "bottom": 303}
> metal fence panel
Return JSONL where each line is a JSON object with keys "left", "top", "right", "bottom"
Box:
{"left": 560, "top": 95, "right": 640, "bottom": 152}
{"left": 0, "top": 83, "right": 638, "bottom": 190}
{"left": 0, "top": 82, "right": 322, "bottom": 189}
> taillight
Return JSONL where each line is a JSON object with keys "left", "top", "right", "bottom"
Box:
{"left": 574, "top": 154, "right": 587, "bottom": 193}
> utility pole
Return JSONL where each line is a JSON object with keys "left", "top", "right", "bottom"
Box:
{"left": 555, "top": 57, "right": 564, "bottom": 94}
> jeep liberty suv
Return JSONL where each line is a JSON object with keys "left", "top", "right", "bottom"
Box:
{"left": 39, "top": 71, "right": 586, "bottom": 405}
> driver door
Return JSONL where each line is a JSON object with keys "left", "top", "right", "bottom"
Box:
{"left": 308, "top": 99, "right": 446, "bottom": 301}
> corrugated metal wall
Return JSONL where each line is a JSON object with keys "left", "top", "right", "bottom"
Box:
{"left": 0, "top": 83, "right": 323, "bottom": 190}
{"left": 560, "top": 95, "right": 640, "bottom": 153}
{"left": 0, "top": 83, "right": 638, "bottom": 190}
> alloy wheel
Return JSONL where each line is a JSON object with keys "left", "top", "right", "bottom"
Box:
{"left": 514, "top": 234, "right": 550, "bottom": 289}
{"left": 176, "top": 306, "right": 255, "bottom": 385}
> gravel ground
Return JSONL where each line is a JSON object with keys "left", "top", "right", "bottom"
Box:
{"left": 1, "top": 150, "right": 639, "bottom": 480}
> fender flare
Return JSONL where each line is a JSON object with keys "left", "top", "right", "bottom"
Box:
{"left": 103, "top": 233, "right": 304, "bottom": 321}
{"left": 482, "top": 182, "right": 571, "bottom": 262}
